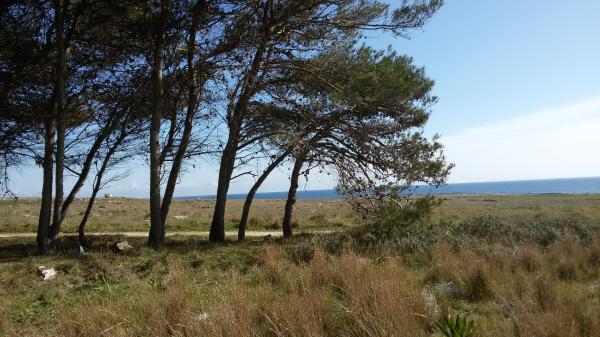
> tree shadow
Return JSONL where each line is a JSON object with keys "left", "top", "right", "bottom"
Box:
{"left": 0, "top": 232, "right": 300, "bottom": 262}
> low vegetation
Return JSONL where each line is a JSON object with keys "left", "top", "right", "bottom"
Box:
{"left": 0, "top": 198, "right": 357, "bottom": 234}
{"left": 1, "top": 195, "right": 599, "bottom": 337}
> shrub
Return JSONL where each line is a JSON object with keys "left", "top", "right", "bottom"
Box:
{"left": 436, "top": 313, "right": 475, "bottom": 337}
{"left": 355, "top": 195, "right": 442, "bottom": 253}
{"left": 286, "top": 241, "right": 315, "bottom": 264}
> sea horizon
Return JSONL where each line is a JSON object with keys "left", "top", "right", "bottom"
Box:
{"left": 176, "top": 176, "right": 600, "bottom": 201}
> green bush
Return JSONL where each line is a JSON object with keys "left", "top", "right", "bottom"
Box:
{"left": 286, "top": 242, "right": 315, "bottom": 264}
{"left": 353, "top": 194, "right": 599, "bottom": 255}
{"left": 353, "top": 195, "right": 443, "bottom": 252}
{"left": 435, "top": 313, "right": 474, "bottom": 337}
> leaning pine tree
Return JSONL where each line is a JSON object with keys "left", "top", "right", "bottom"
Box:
{"left": 235, "top": 45, "right": 452, "bottom": 239}
{"left": 209, "top": 0, "right": 445, "bottom": 242}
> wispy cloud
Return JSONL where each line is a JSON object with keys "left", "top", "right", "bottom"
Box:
{"left": 442, "top": 97, "right": 600, "bottom": 183}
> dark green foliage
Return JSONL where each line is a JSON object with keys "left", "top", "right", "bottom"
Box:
{"left": 286, "top": 242, "right": 315, "bottom": 264}
{"left": 451, "top": 213, "right": 597, "bottom": 246}
{"left": 353, "top": 194, "right": 442, "bottom": 252}
{"left": 376, "top": 194, "right": 441, "bottom": 229}
{"left": 436, "top": 313, "right": 475, "bottom": 337}
{"left": 355, "top": 194, "right": 599, "bottom": 253}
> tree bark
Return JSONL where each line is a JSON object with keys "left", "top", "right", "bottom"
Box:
{"left": 148, "top": 0, "right": 170, "bottom": 249}
{"left": 160, "top": 0, "right": 203, "bottom": 229}
{"left": 50, "top": 0, "right": 65, "bottom": 240}
{"left": 37, "top": 118, "right": 55, "bottom": 253}
{"left": 282, "top": 154, "right": 305, "bottom": 238}
{"left": 238, "top": 149, "right": 291, "bottom": 241}
{"left": 209, "top": 130, "right": 239, "bottom": 242}
{"left": 209, "top": 34, "right": 269, "bottom": 242}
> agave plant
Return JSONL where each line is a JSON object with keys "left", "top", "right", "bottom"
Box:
{"left": 435, "top": 313, "right": 474, "bottom": 337}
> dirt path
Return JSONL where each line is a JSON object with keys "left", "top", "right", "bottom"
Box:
{"left": 0, "top": 230, "right": 333, "bottom": 239}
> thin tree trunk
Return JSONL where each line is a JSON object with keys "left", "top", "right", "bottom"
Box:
{"left": 238, "top": 149, "right": 291, "bottom": 241}
{"left": 282, "top": 155, "right": 305, "bottom": 238}
{"left": 50, "top": 0, "right": 65, "bottom": 240}
{"left": 78, "top": 196, "right": 93, "bottom": 250}
{"left": 160, "top": 0, "right": 203, "bottom": 228}
{"left": 57, "top": 118, "right": 117, "bottom": 228}
{"left": 37, "top": 118, "right": 55, "bottom": 253}
{"left": 148, "top": 0, "right": 170, "bottom": 249}
{"left": 237, "top": 121, "right": 327, "bottom": 240}
{"left": 78, "top": 126, "right": 126, "bottom": 251}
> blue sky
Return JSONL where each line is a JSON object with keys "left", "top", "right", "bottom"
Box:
{"left": 8, "top": 0, "right": 600, "bottom": 197}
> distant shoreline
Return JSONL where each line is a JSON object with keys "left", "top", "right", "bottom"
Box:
{"left": 5, "top": 176, "right": 599, "bottom": 200}
{"left": 179, "top": 176, "right": 600, "bottom": 201}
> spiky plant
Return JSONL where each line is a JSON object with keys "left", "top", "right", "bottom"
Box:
{"left": 435, "top": 313, "right": 474, "bottom": 337}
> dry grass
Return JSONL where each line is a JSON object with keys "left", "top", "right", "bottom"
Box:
{"left": 0, "top": 198, "right": 357, "bottom": 233}
{"left": 433, "top": 194, "right": 600, "bottom": 224}
{"left": 1, "top": 195, "right": 600, "bottom": 336}
{"left": 0, "top": 233, "right": 598, "bottom": 337}
{"left": 3, "top": 194, "right": 600, "bottom": 234}
{"left": 425, "top": 236, "right": 600, "bottom": 337}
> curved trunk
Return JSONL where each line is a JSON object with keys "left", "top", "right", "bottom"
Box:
{"left": 209, "top": 136, "right": 237, "bottom": 242}
{"left": 238, "top": 149, "right": 291, "bottom": 241}
{"left": 79, "top": 123, "right": 127, "bottom": 251}
{"left": 209, "top": 35, "right": 268, "bottom": 242}
{"left": 52, "top": 117, "right": 117, "bottom": 238}
{"left": 282, "top": 155, "right": 305, "bottom": 238}
{"left": 160, "top": 1, "right": 202, "bottom": 229}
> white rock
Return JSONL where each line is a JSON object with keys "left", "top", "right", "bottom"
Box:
{"left": 114, "top": 240, "right": 133, "bottom": 252}
{"left": 173, "top": 215, "right": 188, "bottom": 220}
{"left": 38, "top": 266, "right": 57, "bottom": 281}
{"left": 79, "top": 245, "right": 89, "bottom": 255}
{"left": 197, "top": 312, "right": 209, "bottom": 321}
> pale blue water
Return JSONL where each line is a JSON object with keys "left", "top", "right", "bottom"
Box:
{"left": 178, "top": 176, "right": 600, "bottom": 200}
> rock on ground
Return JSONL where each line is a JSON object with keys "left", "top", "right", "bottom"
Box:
{"left": 113, "top": 240, "right": 133, "bottom": 252}
{"left": 37, "top": 266, "right": 57, "bottom": 281}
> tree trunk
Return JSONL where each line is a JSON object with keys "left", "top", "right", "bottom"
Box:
{"left": 209, "top": 136, "right": 237, "bottom": 242}
{"left": 148, "top": 0, "right": 170, "bottom": 249}
{"left": 78, "top": 186, "right": 95, "bottom": 251}
{"left": 78, "top": 125, "right": 125, "bottom": 251}
{"left": 208, "top": 34, "right": 269, "bottom": 242}
{"left": 50, "top": 0, "right": 65, "bottom": 240}
{"left": 238, "top": 149, "right": 291, "bottom": 241}
{"left": 282, "top": 155, "right": 305, "bottom": 238}
{"left": 37, "top": 118, "right": 55, "bottom": 253}
{"left": 57, "top": 118, "right": 117, "bottom": 229}
{"left": 160, "top": 1, "right": 202, "bottom": 228}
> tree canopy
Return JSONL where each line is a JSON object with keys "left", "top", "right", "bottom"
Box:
{"left": 0, "top": 0, "right": 450, "bottom": 252}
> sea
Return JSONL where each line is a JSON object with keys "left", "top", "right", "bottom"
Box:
{"left": 181, "top": 176, "right": 600, "bottom": 200}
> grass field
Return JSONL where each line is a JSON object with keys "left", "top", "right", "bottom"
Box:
{"left": 1, "top": 195, "right": 599, "bottom": 336}
{"left": 2, "top": 194, "right": 600, "bottom": 234}
{"left": 0, "top": 198, "right": 357, "bottom": 234}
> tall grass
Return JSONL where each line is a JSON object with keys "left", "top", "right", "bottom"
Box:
{"left": 1, "top": 233, "right": 599, "bottom": 337}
